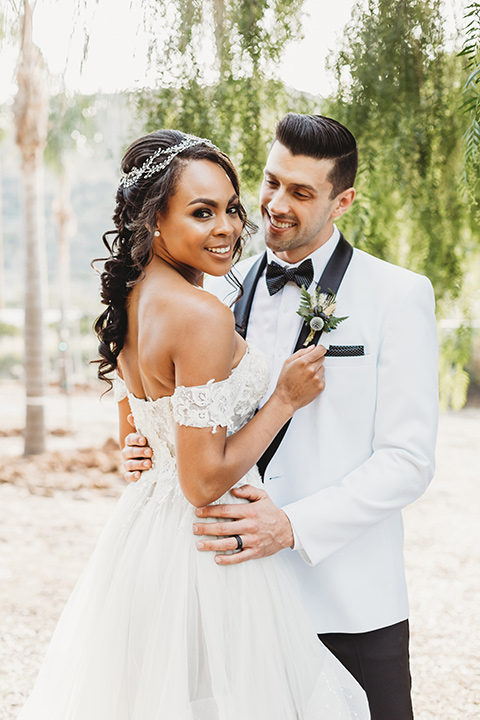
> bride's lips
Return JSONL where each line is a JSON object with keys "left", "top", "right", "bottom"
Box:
{"left": 205, "top": 245, "right": 232, "bottom": 257}
{"left": 265, "top": 209, "right": 297, "bottom": 233}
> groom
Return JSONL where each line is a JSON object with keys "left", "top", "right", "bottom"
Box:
{"left": 122, "top": 113, "right": 439, "bottom": 719}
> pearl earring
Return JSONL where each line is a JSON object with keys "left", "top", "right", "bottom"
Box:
{"left": 154, "top": 230, "right": 160, "bottom": 237}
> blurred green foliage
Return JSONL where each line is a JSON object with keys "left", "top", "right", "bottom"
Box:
{"left": 137, "top": 0, "right": 316, "bottom": 196}
{"left": 45, "top": 93, "right": 98, "bottom": 172}
{"left": 323, "top": 0, "right": 480, "bottom": 408}
{"left": 439, "top": 325, "right": 473, "bottom": 411}
{"left": 0, "top": 321, "right": 21, "bottom": 337}
{"left": 459, "top": 2, "right": 480, "bottom": 200}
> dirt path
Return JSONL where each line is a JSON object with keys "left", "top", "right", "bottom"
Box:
{"left": 404, "top": 409, "right": 480, "bottom": 719}
{"left": 0, "top": 404, "right": 479, "bottom": 719}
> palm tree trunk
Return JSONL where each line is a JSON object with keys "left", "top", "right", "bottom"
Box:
{"left": 14, "top": 0, "right": 49, "bottom": 456}
{"left": 23, "top": 156, "right": 46, "bottom": 454}
{"left": 54, "top": 165, "right": 75, "bottom": 429}
{"left": 0, "top": 164, "right": 4, "bottom": 310}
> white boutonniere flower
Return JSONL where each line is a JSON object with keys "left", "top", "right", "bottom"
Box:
{"left": 297, "top": 286, "right": 348, "bottom": 345}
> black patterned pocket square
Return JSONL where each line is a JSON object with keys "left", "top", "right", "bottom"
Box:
{"left": 325, "top": 345, "right": 365, "bottom": 357}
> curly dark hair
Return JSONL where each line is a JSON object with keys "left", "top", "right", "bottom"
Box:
{"left": 93, "top": 130, "right": 253, "bottom": 388}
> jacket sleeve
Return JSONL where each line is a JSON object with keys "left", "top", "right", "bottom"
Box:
{"left": 282, "top": 274, "right": 439, "bottom": 566}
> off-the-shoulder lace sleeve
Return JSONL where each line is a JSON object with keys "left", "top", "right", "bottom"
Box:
{"left": 113, "top": 374, "right": 128, "bottom": 403}
{"left": 171, "top": 378, "right": 233, "bottom": 434}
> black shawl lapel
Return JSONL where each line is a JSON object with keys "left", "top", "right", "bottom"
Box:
{"left": 292, "top": 233, "right": 353, "bottom": 352}
{"left": 233, "top": 252, "right": 267, "bottom": 338}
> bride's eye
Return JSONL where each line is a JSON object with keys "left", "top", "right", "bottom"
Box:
{"left": 227, "top": 205, "right": 240, "bottom": 215}
{"left": 193, "top": 208, "right": 212, "bottom": 219}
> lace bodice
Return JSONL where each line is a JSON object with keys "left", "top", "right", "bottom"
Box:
{"left": 115, "top": 343, "right": 269, "bottom": 464}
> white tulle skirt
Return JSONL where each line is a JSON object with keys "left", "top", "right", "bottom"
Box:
{"left": 18, "top": 467, "right": 369, "bottom": 719}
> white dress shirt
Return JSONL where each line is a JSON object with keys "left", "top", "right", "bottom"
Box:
{"left": 247, "top": 226, "right": 340, "bottom": 406}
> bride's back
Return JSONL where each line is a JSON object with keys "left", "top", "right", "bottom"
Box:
{"left": 119, "top": 262, "right": 218, "bottom": 402}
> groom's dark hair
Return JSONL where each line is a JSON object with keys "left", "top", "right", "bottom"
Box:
{"left": 274, "top": 113, "right": 358, "bottom": 198}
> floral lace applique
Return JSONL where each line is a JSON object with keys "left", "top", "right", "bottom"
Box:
{"left": 171, "top": 345, "right": 269, "bottom": 436}
{"left": 172, "top": 378, "right": 234, "bottom": 434}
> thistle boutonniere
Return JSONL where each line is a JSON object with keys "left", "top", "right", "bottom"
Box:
{"left": 297, "top": 286, "right": 348, "bottom": 346}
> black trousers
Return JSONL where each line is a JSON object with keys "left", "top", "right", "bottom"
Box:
{"left": 318, "top": 620, "right": 414, "bottom": 720}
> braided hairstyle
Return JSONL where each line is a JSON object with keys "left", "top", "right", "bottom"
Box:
{"left": 93, "top": 130, "right": 252, "bottom": 388}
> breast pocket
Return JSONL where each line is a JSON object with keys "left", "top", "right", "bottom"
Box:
{"left": 321, "top": 354, "right": 377, "bottom": 439}
{"left": 323, "top": 354, "right": 375, "bottom": 369}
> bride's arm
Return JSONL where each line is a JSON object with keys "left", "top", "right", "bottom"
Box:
{"left": 118, "top": 397, "right": 134, "bottom": 450}
{"left": 113, "top": 367, "right": 138, "bottom": 454}
{"left": 171, "top": 294, "right": 325, "bottom": 508}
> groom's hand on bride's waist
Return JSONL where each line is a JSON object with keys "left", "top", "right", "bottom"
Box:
{"left": 192, "top": 485, "right": 294, "bottom": 565}
{"left": 122, "top": 430, "right": 153, "bottom": 482}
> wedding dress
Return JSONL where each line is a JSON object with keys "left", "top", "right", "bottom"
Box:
{"left": 18, "top": 343, "right": 369, "bottom": 719}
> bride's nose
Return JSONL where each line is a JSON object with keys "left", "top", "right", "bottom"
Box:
{"left": 213, "top": 213, "right": 236, "bottom": 236}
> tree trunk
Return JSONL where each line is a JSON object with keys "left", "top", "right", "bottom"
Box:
{"left": 54, "top": 165, "right": 75, "bottom": 428}
{"left": 0, "top": 163, "right": 4, "bottom": 310}
{"left": 23, "top": 156, "right": 46, "bottom": 454}
{"left": 14, "top": 0, "right": 49, "bottom": 456}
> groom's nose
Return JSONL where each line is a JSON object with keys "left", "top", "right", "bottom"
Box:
{"left": 267, "top": 187, "right": 290, "bottom": 217}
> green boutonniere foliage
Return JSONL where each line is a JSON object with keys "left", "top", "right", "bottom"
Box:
{"left": 297, "top": 286, "right": 348, "bottom": 345}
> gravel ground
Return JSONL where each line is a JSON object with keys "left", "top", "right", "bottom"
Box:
{"left": 404, "top": 409, "right": 480, "bottom": 719}
{"left": 0, "top": 387, "right": 479, "bottom": 719}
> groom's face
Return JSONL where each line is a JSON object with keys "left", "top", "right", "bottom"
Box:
{"left": 260, "top": 141, "right": 352, "bottom": 264}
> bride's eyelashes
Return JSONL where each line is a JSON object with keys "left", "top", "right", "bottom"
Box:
{"left": 191, "top": 205, "right": 240, "bottom": 220}
{"left": 192, "top": 208, "right": 213, "bottom": 219}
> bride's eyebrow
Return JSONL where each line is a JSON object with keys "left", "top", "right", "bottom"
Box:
{"left": 187, "top": 194, "right": 239, "bottom": 208}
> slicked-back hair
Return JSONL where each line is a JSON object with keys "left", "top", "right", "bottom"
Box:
{"left": 274, "top": 113, "right": 358, "bottom": 198}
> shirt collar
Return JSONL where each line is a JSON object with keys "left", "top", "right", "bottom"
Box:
{"left": 266, "top": 225, "right": 340, "bottom": 282}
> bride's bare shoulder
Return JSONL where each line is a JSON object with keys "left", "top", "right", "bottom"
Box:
{"left": 140, "top": 279, "right": 235, "bottom": 349}
{"left": 175, "top": 285, "right": 235, "bottom": 336}
{"left": 161, "top": 284, "right": 237, "bottom": 383}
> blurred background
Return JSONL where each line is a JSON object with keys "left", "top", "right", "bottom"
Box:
{"left": 0, "top": 0, "right": 479, "bottom": 457}
{"left": 0, "top": 1, "right": 479, "bottom": 718}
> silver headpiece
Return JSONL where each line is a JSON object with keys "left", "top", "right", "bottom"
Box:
{"left": 119, "top": 134, "right": 217, "bottom": 189}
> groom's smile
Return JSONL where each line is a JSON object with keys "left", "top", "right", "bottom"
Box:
{"left": 265, "top": 209, "right": 297, "bottom": 232}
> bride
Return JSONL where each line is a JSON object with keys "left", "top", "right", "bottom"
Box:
{"left": 18, "top": 130, "right": 369, "bottom": 719}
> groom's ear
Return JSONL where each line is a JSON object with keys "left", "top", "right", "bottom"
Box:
{"left": 331, "top": 188, "right": 355, "bottom": 220}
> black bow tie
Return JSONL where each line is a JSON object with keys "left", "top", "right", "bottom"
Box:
{"left": 265, "top": 258, "right": 314, "bottom": 296}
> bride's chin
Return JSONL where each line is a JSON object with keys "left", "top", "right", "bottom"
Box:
{"left": 202, "top": 259, "right": 233, "bottom": 277}
{"left": 206, "top": 266, "right": 232, "bottom": 276}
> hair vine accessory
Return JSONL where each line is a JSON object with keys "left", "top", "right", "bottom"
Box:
{"left": 119, "top": 135, "right": 217, "bottom": 189}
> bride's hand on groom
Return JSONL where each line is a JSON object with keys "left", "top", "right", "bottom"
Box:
{"left": 193, "top": 485, "right": 294, "bottom": 565}
{"left": 274, "top": 344, "right": 326, "bottom": 414}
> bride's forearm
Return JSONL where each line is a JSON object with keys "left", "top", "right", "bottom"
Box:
{"left": 176, "top": 344, "right": 325, "bottom": 507}
{"left": 223, "top": 392, "right": 294, "bottom": 475}
{"left": 177, "top": 392, "right": 294, "bottom": 507}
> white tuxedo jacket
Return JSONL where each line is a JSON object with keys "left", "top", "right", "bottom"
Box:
{"left": 207, "top": 236, "right": 438, "bottom": 634}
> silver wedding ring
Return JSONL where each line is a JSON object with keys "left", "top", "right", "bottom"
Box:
{"left": 233, "top": 534, "right": 243, "bottom": 551}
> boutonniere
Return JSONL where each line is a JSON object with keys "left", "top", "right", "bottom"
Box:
{"left": 297, "top": 286, "right": 348, "bottom": 345}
